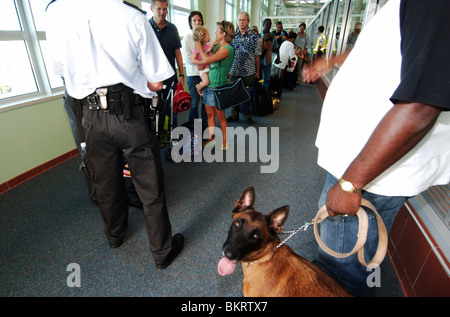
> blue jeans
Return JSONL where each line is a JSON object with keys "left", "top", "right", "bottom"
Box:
{"left": 314, "top": 172, "right": 409, "bottom": 296}
{"left": 187, "top": 76, "right": 207, "bottom": 125}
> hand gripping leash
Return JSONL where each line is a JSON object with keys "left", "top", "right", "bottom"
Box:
{"left": 278, "top": 199, "right": 388, "bottom": 267}
{"left": 313, "top": 199, "right": 388, "bottom": 267}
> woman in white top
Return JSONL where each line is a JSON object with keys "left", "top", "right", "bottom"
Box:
{"left": 273, "top": 31, "right": 298, "bottom": 90}
{"left": 182, "top": 11, "right": 207, "bottom": 125}
{"left": 274, "top": 31, "right": 297, "bottom": 70}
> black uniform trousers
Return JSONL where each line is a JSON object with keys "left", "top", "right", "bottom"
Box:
{"left": 81, "top": 101, "right": 172, "bottom": 265}
{"left": 63, "top": 91, "right": 98, "bottom": 203}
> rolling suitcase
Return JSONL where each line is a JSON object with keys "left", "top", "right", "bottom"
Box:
{"left": 269, "top": 66, "right": 283, "bottom": 99}
{"left": 255, "top": 80, "right": 273, "bottom": 116}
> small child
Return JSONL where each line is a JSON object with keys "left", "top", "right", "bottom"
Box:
{"left": 192, "top": 26, "right": 213, "bottom": 96}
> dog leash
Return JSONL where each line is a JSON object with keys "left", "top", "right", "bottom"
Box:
{"left": 278, "top": 199, "right": 388, "bottom": 267}
{"left": 277, "top": 220, "right": 313, "bottom": 250}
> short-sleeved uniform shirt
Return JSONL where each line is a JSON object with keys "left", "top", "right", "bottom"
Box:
{"left": 45, "top": 0, "right": 174, "bottom": 99}
{"left": 315, "top": 0, "right": 450, "bottom": 197}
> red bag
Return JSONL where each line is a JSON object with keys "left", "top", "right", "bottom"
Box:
{"left": 173, "top": 84, "right": 192, "bottom": 114}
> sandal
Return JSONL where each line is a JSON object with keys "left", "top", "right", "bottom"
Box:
{"left": 221, "top": 142, "right": 229, "bottom": 150}
{"left": 203, "top": 138, "right": 216, "bottom": 148}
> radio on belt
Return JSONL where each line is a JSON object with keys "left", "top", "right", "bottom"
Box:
{"left": 96, "top": 88, "right": 108, "bottom": 110}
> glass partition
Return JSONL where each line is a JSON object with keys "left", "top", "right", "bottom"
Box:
{"left": 307, "top": 0, "right": 391, "bottom": 85}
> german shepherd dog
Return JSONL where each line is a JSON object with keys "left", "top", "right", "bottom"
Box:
{"left": 218, "top": 186, "right": 351, "bottom": 297}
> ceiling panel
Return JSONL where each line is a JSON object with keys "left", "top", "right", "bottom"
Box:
{"left": 272, "top": 0, "right": 327, "bottom": 28}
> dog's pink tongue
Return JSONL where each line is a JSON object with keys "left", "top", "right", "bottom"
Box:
{"left": 218, "top": 257, "right": 237, "bottom": 276}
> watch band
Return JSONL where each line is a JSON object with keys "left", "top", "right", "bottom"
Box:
{"left": 338, "top": 178, "right": 361, "bottom": 194}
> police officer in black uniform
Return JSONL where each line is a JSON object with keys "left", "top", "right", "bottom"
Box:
{"left": 46, "top": 0, "right": 184, "bottom": 269}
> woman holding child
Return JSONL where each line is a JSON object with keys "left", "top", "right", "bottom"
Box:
{"left": 191, "top": 21, "right": 235, "bottom": 150}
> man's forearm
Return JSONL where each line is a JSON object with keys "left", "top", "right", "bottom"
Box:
{"left": 303, "top": 51, "right": 350, "bottom": 83}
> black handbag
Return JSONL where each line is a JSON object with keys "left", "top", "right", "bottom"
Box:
{"left": 211, "top": 52, "right": 250, "bottom": 110}
{"left": 212, "top": 78, "right": 250, "bottom": 111}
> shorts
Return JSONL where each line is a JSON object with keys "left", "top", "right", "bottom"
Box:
{"left": 202, "top": 87, "right": 215, "bottom": 107}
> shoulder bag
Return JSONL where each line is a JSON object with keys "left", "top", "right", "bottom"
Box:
{"left": 211, "top": 47, "right": 250, "bottom": 111}
{"left": 213, "top": 78, "right": 250, "bottom": 111}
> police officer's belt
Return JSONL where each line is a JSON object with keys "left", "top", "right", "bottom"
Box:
{"left": 77, "top": 83, "right": 146, "bottom": 119}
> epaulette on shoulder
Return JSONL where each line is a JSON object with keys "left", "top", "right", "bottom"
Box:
{"left": 123, "top": 1, "right": 147, "bottom": 15}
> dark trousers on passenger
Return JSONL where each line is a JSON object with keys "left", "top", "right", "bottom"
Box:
{"left": 284, "top": 67, "right": 297, "bottom": 90}
{"left": 80, "top": 100, "right": 173, "bottom": 265}
{"left": 63, "top": 91, "right": 98, "bottom": 204}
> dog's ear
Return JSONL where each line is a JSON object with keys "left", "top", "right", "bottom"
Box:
{"left": 233, "top": 186, "right": 255, "bottom": 213}
{"left": 267, "top": 206, "right": 289, "bottom": 233}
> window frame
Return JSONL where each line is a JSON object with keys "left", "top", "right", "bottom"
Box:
{"left": 307, "top": 0, "right": 390, "bottom": 85}
{"left": 225, "top": 0, "right": 235, "bottom": 22}
{"left": 171, "top": 0, "right": 193, "bottom": 40}
{"left": 142, "top": 0, "right": 194, "bottom": 40}
{"left": 1, "top": 0, "right": 198, "bottom": 112}
{"left": 0, "top": 0, "right": 65, "bottom": 112}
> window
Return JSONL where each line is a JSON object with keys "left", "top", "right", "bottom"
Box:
{"left": 344, "top": 0, "right": 367, "bottom": 51}
{"left": 240, "top": 0, "right": 249, "bottom": 12}
{"left": 28, "top": 0, "right": 64, "bottom": 89}
{"left": 170, "top": 0, "right": 192, "bottom": 39}
{"left": 142, "top": 0, "right": 192, "bottom": 39}
{"left": 0, "top": 0, "right": 64, "bottom": 108}
{"left": 333, "top": 0, "right": 349, "bottom": 56}
{"left": 225, "top": 0, "right": 234, "bottom": 22}
{"left": 172, "top": 7, "right": 191, "bottom": 39}
{"left": 307, "top": 0, "right": 392, "bottom": 85}
{"left": 0, "top": 0, "right": 38, "bottom": 101}
{"left": 172, "top": 0, "right": 191, "bottom": 10}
